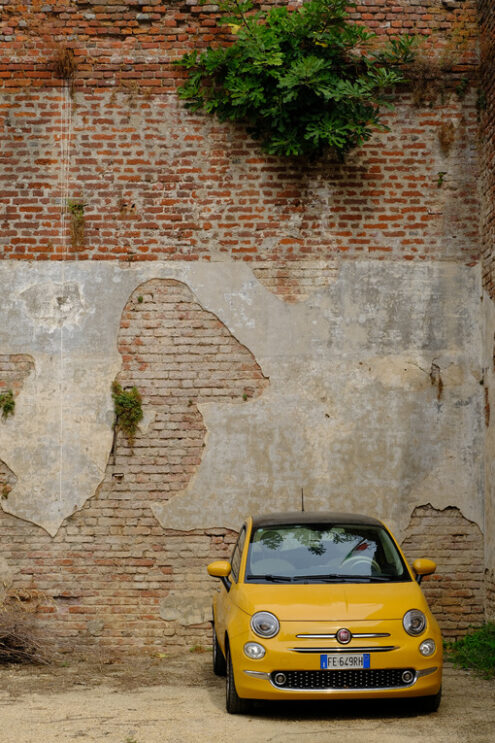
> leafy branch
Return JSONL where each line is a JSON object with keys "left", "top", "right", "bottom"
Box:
{"left": 175, "top": 0, "right": 416, "bottom": 158}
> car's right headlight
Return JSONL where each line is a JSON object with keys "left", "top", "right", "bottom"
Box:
{"left": 403, "top": 609, "right": 427, "bottom": 636}
{"left": 250, "top": 611, "right": 280, "bottom": 638}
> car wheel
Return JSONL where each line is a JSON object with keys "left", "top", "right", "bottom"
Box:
{"left": 212, "top": 625, "right": 226, "bottom": 677}
{"left": 418, "top": 686, "right": 442, "bottom": 713}
{"left": 226, "top": 645, "right": 251, "bottom": 714}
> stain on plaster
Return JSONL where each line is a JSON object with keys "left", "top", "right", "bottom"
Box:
{"left": 20, "top": 282, "right": 85, "bottom": 328}
{"left": 160, "top": 591, "right": 211, "bottom": 626}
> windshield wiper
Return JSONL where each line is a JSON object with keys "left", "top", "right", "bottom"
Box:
{"left": 246, "top": 574, "right": 293, "bottom": 583}
{"left": 292, "top": 574, "right": 393, "bottom": 583}
{"left": 292, "top": 574, "right": 353, "bottom": 582}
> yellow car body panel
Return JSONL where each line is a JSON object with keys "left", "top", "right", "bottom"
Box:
{"left": 210, "top": 513, "right": 443, "bottom": 705}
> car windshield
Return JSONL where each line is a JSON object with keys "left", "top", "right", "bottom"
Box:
{"left": 245, "top": 523, "right": 410, "bottom": 584}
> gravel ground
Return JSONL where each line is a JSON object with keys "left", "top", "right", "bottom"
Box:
{"left": 0, "top": 655, "right": 493, "bottom": 743}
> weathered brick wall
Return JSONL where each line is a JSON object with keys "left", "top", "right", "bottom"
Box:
{"left": 478, "top": 0, "right": 495, "bottom": 620}
{"left": 479, "top": 0, "right": 495, "bottom": 299}
{"left": 486, "top": 571, "right": 495, "bottom": 620}
{"left": 0, "top": 0, "right": 489, "bottom": 652}
{"left": 0, "top": 279, "right": 268, "bottom": 651}
{"left": 0, "top": 89, "right": 481, "bottom": 266}
{"left": 0, "top": 1, "right": 481, "bottom": 270}
{"left": 402, "top": 504, "right": 485, "bottom": 639}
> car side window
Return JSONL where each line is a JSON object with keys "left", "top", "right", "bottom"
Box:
{"left": 230, "top": 526, "right": 246, "bottom": 583}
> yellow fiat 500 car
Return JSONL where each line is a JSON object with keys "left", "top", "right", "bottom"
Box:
{"left": 207, "top": 512, "right": 442, "bottom": 714}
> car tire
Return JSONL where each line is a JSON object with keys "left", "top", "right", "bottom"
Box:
{"left": 212, "top": 625, "right": 226, "bottom": 677}
{"left": 226, "top": 645, "right": 251, "bottom": 714}
{"left": 418, "top": 686, "right": 442, "bottom": 714}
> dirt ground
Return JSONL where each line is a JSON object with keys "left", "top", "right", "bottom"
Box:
{"left": 0, "top": 654, "right": 493, "bottom": 743}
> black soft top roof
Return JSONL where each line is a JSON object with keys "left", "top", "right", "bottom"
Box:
{"left": 250, "top": 511, "right": 383, "bottom": 530}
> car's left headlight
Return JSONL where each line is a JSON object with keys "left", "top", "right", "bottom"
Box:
{"left": 419, "top": 638, "right": 436, "bottom": 656}
{"left": 250, "top": 611, "right": 280, "bottom": 638}
{"left": 403, "top": 609, "right": 427, "bottom": 636}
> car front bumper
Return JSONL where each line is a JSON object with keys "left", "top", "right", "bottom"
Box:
{"left": 230, "top": 619, "right": 443, "bottom": 701}
{"left": 238, "top": 664, "right": 442, "bottom": 701}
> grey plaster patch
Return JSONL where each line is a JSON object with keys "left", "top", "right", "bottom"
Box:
{"left": 0, "top": 555, "right": 15, "bottom": 595}
{"left": 87, "top": 619, "right": 105, "bottom": 636}
{"left": 0, "top": 260, "right": 485, "bottom": 540}
{"left": 160, "top": 591, "right": 211, "bottom": 626}
{"left": 20, "top": 281, "right": 85, "bottom": 328}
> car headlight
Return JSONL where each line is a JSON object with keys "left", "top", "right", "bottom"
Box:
{"left": 419, "top": 638, "right": 436, "bottom": 656}
{"left": 403, "top": 609, "right": 427, "bottom": 636}
{"left": 244, "top": 642, "right": 266, "bottom": 659}
{"left": 250, "top": 611, "right": 280, "bottom": 639}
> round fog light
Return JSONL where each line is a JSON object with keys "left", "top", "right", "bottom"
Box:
{"left": 274, "top": 672, "right": 287, "bottom": 686}
{"left": 244, "top": 642, "right": 266, "bottom": 660}
{"left": 419, "top": 638, "right": 436, "bottom": 657}
{"left": 401, "top": 670, "right": 415, "bottom": 684}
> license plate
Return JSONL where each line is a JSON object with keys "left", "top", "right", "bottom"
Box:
{"left": 320, "top": 653, "right": 370, "bottom": 669}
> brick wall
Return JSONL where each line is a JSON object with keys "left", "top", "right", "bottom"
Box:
{"left": 0, "top": 1, "right": 481, "bottom": 269}
{"left": 0, "top": 279, "right": 267, "bottom": 651}
{"left": 479, "top": 0, "right": 495, "bottom": 620}
{"left": 479, "top": 0, "right": 495, "bottom": 299}
{"left": 0, "top": 0, "right": 489, "bottom": 651}
{"left": 402, "top": 504, "right": 485, "bottom": 639}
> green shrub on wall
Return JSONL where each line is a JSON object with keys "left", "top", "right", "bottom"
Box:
{"left": 176, "top": 0, "right": 415, "bottom": 158}
{"left": 112, "top": 382, "right": 143, "bottom": 445}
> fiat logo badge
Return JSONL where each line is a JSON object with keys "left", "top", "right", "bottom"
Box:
{"left": 336, "top": 628, "right": 352, "bottom": 644}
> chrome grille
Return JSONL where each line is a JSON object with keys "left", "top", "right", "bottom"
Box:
{"left": 271, "top": 669, "right": 414, "bottom": 690}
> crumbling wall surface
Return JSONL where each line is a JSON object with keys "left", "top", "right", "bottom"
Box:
{"left": 479, "top": 0, "right": 495, "bottom": 619}
{"left": 0, "top": 260, "right": 486, "bottom": 648}
{"left": 402, "top": 505, "right": 485, "bottom": 639}
{"left": 0, "top": 0, "right": 488, "bottom": 649}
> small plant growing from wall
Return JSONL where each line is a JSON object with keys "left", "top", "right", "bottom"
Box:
{"left": 66, "top": 199, "right": 86, "bottom": 249}
{"left": 175, "top": 0, "right": 415, "bottom": 158}
{"left": 111, "top": 382, "right": 143, "bottom": 446}
{"left": 0, "top": 390, "right": 15, "bottom": 420}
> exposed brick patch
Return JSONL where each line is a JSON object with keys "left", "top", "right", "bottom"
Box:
{"left": 402, "top": 504, "right": 485, "bottom": 639}
{"left": 252, "top": 261, "right": 339, "bottom": 303}
{"left": 0, "top": 459, "right": 16, "bottom": 501}
{"left": 0, "top": 279, "right": 267, "bottom": 652}
{"left": 0, "top": 354, "right": 34, "bottom": 394}
{"left": 486, "top": 569, "right": 495, "bottom": 620}
{"left": 0, "top": 352, "right": 34, "bottom": 498}
{"left": 479, "top": 0, "right": 495, "bottom": 300}
{"left": 115, "top": 279, "right": 268, "bottom": 499}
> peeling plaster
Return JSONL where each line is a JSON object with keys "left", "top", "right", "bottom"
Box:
{"left": 0, "top": 260, "right": 485, "bottom": 540}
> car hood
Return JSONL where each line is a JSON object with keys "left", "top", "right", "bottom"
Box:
{"left": 233, "top": 581, "right": 427, "bottom": 621}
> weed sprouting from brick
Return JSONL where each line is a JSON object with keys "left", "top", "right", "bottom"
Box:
{"left": 111, "top": 382, "right": 143, "bottom": 446}
{"left": 0, "top": 390, "right": 15, "bottom": 420}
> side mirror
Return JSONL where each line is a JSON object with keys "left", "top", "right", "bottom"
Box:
{"left": 207, "top": 560, "right": 231, "bottom": 578}
{"left": 413, "top": 558, "right": 436, "bottom": 584}
{"left": 207, "top": 560, "right": 232, "bottom": 591}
